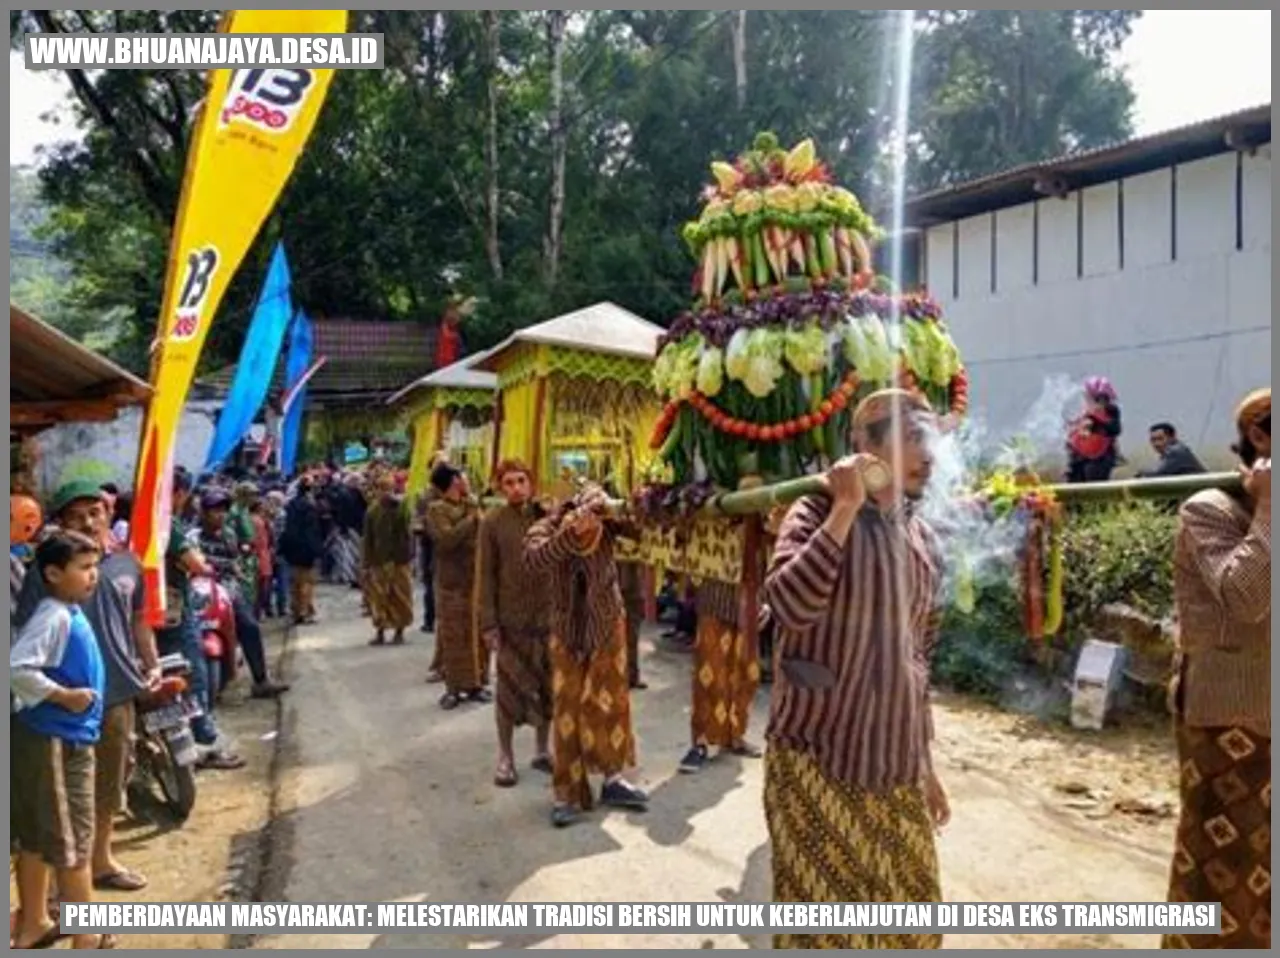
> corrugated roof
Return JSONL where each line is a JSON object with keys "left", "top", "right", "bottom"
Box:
{"left": 476, "top": 301, "right": 662, "bottom": 372}
{"left": 10, "top": 303, "right": 151, "bottom": 432}
{"left": 906, "top": 102, "right": 1271, "bottom": 224}
{"left": 202, "top": 317, "right": 437, "bottom": 403}
{"left": 385, "top": 348, "right": 498, "bottom": 407}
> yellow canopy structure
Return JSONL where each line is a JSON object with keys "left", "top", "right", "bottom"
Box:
{"left": 388, "top": 351, "right": 497, "bottom": 498}
{"left": 475, "top": 302, "right": 664, "bottom": 500}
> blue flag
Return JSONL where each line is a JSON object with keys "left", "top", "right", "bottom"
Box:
{"left": 204, "top": 243, "right": 294, "bottom": 470}
{"left": 281, "top": 309, "right": 314, "bottom": 477}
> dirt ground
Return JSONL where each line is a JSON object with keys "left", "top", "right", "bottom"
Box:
{"left": 252, "top": 586, "right": 1176, "bottom": 951}
{"left": 9, "top": 623, "right": 287, "bottom": 951}
{"left": 16, "top": 587, "right": 1182, "bottom": 950}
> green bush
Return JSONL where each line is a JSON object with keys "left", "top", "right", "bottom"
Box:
{"left": 932, "top": 500, "right": 1178, "bottom": 697}
{"left": 1059, "top": 501, "right": 1177, "bottom": 629}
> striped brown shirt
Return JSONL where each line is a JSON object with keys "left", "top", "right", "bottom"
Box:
{"left": 523, "top": 512, "right": 625, "bottom": 661}
{"left": 1172, "top": 490, "right": 1271, "bottom": 737}
{"left": 763, "top": 495, "right": 943, "bottom": 792}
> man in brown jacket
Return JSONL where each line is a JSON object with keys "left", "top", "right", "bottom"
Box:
{"left": 423, "top": 462, "right": 489, "bottom": 709}
{"left": 479, "top": 460, "right": 553, "bottom": 787}
{"left": 1163, "top": 387, "right": 1270, "bottom": 949}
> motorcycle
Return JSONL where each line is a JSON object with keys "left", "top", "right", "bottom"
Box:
{"left": 190, "top": 572, "right": 239, "bottom": 700}
{"left": 127, "top": 652, "right": 201, "bottom": 822}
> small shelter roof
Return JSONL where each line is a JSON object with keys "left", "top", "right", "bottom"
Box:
{"left": 10, "top": 303, "right": 151, "bottom": 434}
{"left": 202, "top": 317, "right": 437, "bottom": 407}
{"left": 475, "top": 301, "right": 662, "bottom": 372}
{"left": 386, "top": 348, "right": 497, "bottom": 407}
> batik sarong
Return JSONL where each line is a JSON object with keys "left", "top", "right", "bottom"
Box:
{"left": 549, "top": 619, "right": 636, "bottom": 810}
{"left": 365, "top": 562, "right": 413, "bottom": 632}
{"left": 1162, "top": 723, "right": 1271, "bottom": 949}
{"left": 692, "top": 611, "right": 759, "bottom": 748}
{"left": 764, "top": 743, "right": 943, "bottom": 950}
{"left": 495, "top": 627, "right": 552, "bottom": 728}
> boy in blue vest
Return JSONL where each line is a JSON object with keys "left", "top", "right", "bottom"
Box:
{"left": 10, "top": 529, "right": 113, "bottom": 950}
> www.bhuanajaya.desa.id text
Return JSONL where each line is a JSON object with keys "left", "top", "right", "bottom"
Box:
{"left": 25, "top": 34, "right": 380, "bottom": 69}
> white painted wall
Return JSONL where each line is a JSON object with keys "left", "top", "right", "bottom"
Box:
{"left": 34, "top": 400, "right": 220, "bottom": 496}
{"left": 924, "top": 146, "right": 1272, "bottom": 472}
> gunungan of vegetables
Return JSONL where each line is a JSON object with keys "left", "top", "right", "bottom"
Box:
{"left": 681, "top": 132, "right": 880, "bottom": 305}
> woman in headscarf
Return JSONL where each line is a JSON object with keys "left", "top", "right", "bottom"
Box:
{"left": 1066, "top": 376, "right": 1123, "bottom": 483}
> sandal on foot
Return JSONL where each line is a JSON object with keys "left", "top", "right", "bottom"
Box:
{"left": 550, "top": 805, "right": 580, "bottom": 828}
{"left": 196, "top": 750, "right": 246, "bottom": 771}
{"left": 494, "top": 761, "right": 518, "bottom": 788}
{"left": 391, "top": 633, "right": 406, "bottom": 646}
{"left": 93, "top": 868, "right": 148, "bottom": 891}
{"left": 368, "top": 635, "right": 386, "bottom": 646}
{"left": 13, "top": 925, "right": 65, "bottom": 949}
{"left": 467, "top": 688, "right": 492, "bottom": 703}
{"left": 439, "top": 692, "right": 461, "bottom": 710}
{"left": 424, "top": 670, "right": 443, "bottom": 684}
{"left": 530, "top": 755, "right": 553, "bottom": 774}
{"left": 728, "top": 740, "right": 763, "bottom": 758}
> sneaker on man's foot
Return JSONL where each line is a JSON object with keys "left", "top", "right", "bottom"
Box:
{"left": 600, "top": 778, "right": 648, "bottom": 810}
{"left": 550, "top": 805, "right": 580, "bottom": 828}
{"left": 678, "top": 745, "right": 710, "bottom": 774}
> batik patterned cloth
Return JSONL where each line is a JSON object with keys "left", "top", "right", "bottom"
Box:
{"left": 365, "top": 562, "right": 414, "bottom": 632}
{"left": 1162, "top": 723, "right": 1271, "bottom": 949}
{"left": 691, "top": 609, "right": 759, "bottom": 748}
{"left": 549, "top": 621, "right": 636, "bottom": 810}
{"left": 765, "top": 743, "right": 942, "bottom": 950}
{"left": 496, "top": 627, "right": 552, "bottom": 728}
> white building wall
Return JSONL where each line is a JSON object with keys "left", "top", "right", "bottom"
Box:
{"left": 34, "top": 400, "right": 219, "bottom": 496}
{"left": 922, "top": 146, "right": 1271, "bottom": 471}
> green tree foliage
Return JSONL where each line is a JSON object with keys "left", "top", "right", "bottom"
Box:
{"left": 11, "top": 10, "right": 1138, "bottom": 373}
{"left": 908, "top": 10, "right": 1138, "bottom": 190}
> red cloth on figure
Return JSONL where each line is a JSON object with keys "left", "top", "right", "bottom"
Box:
{"left": 1068, "top": 408, "right": 1113, "bottom": 460}
{"left": 251, "top": 513, "right": 273, "bottom": 580}
{"left": 435, "top": 320, "right": 462, "bottom": 369}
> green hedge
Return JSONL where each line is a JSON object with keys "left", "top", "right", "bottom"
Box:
{"left": 931, "top": 501, "right": 1178, "bottom": 699}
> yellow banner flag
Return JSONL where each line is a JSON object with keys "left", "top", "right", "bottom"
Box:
{"left": 131, "top": 10, "right": 346, "bottom": 625}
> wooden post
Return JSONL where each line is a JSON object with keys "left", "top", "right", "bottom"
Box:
{"left": 488, "top": 392, "right": 504, "bottom": 476}
{"left": 740, "top": 515, "right": 763, "bottom": 659}
{"left": 530, "top": 375, "right": 549, "bottom": 490}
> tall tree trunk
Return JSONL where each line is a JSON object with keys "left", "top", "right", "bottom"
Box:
{"left": 481, "top": 10, "right": 503, "bottom": 281}
{"left": 732, "top": 11, "right": 748, "bottom": 110}
{"left": 544, "top": 10, "right": 568, "bottom": 287}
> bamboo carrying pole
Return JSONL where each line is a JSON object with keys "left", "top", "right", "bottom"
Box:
{"left": 481, "top": 470, "right": 1244, "bottom": 516}
{"left": 707, "top": 469, "right": 1245, "bottom": 516}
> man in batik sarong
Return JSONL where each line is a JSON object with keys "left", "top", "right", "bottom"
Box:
{"left": 424, "top": 462, "right": 489, "bottom": 709}
{"left": 362, "top": 474, "right": 414, "bottom": 646}
{"left": 762, "top": 388, "right": 949, "bottom": 950}
{"left": 678, "top": 579, "right": 762, "bottom": 774}
{"left": 1162, "top": 388, "right": 1270, "bottom": 950}
{"left": 480, "top": 460, "right": 553, "bottom": 787}
{"left": 524, "top": 482, "right": 648, "bottom": 828}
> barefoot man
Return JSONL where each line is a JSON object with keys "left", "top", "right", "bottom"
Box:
{"left": 762, "top": 388, "right": 949, "bottom": 950}
{"left": 525, "top": 481, "right": 648, "bottom": 828}
{"left": 1163, "top": 387, "right": 1270, "bottom": 949}
{"left": 479, "top": 460, "right": 553, "bottom": 787}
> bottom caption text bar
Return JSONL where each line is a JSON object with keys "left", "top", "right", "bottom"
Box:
{"left": 62, "top": 902, "right": 1220, "bottom": 936}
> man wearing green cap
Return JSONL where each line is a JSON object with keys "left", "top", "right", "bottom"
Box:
{"left": 14, "top": 480, "right": 157, "bottom": 892}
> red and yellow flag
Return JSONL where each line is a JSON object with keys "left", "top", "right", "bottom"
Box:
{"left": 131, "top": 10, "right": 346, "bottom": 625}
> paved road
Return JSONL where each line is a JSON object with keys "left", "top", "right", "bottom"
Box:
{"left": 255, "top": 586, "right": 1169, "bottom": 950}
